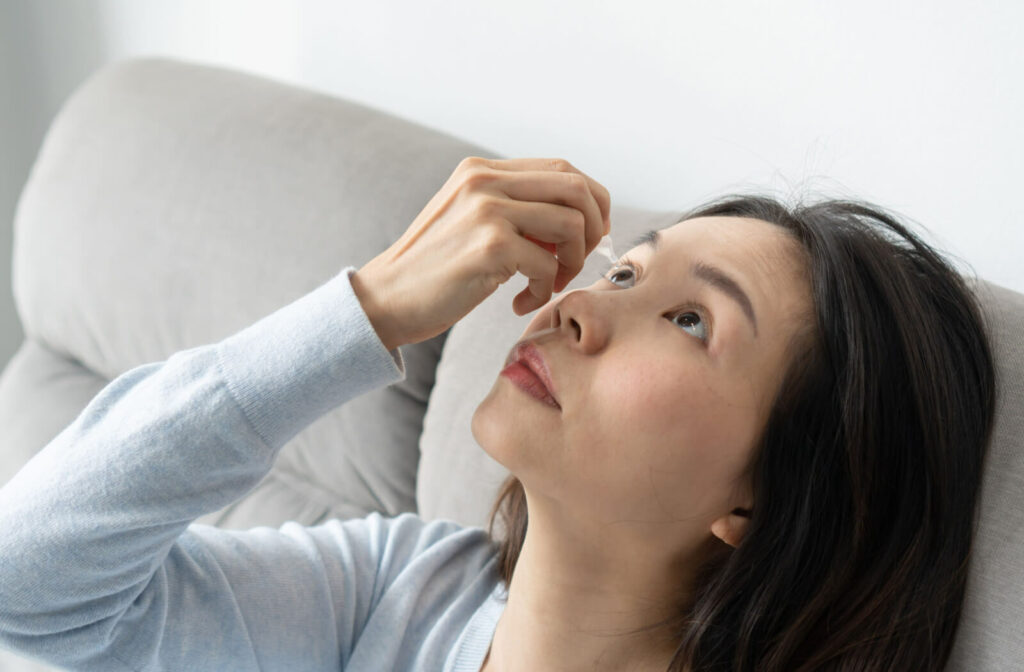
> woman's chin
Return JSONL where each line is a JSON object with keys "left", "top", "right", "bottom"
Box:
{"left": 471, "top": 396, "right": 505, "bottom": 465}
{"left": 471, "top": 389, "right": 534, "bottom": 468}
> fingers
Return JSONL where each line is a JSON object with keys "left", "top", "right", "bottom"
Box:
{"left": 505, "top": 228, "right": 562, "bottom": 314}
{"left": 472, "top": 156, "right": 611, "bottom": 238}
{"left": 458, "top": 156, "right": 612, "bottom": 299}
{"left": 492, "top": 170, "right": 602, "bottom": 291}
{"left": 499, "top": 198, "right": 586, "bottom": 292}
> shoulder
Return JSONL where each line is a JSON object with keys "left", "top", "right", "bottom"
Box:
{"left": 334, "top": 512, "right": 499, "bottom": 590}
{"left": 314, "top": 511, "right": 497, "bottom": 571}
{"left": 356, "top": 511, "right": 495, "bottom": 561}
{"left": 309, "top": 512, "right": 501, "bottom": 610}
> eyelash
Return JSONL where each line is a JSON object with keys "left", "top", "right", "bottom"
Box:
{"left": 598, "top": 256, "right": 714, "bottom": 345}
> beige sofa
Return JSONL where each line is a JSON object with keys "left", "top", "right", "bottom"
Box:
{"left": 1, "top": 57, "right": 1021, "bottom": 671}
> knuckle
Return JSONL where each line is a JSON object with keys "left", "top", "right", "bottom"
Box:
{"left": 564, "top": 172, "right": 588, "bottom": 193}
{"left": 459, "top": 156, "right": 487, "bottom": 170}
{"left": 461, "top": 166, "right": 493, "bottom": 189}
{"left": 479, "top": 226, "right": 508, "bottom": 258}
{"left": 568, "top": 207, "right": 586, "bottom": 230}
{"left": 473, "top": 194, "right": 503, "bottom": 217}
{"left": 547, "top": 158, "right": 574, "bottom": 172}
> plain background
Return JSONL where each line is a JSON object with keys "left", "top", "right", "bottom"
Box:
{"left": 1, "top": 0, "right": 1022, "bottom": 372}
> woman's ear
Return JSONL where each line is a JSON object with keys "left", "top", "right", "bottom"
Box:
{"left": 710, "top": 507, "right": 752, "bottom": 548}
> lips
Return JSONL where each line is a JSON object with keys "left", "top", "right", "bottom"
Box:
{"left": 505, "top": 341, "right": 560, "bottom": 407}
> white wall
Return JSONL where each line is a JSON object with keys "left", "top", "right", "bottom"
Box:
{"left": 1, "top": 1, "right": 111, "bottom": 367}
{"left": 2, "top": 0, "right": 1022, "bottom": 368}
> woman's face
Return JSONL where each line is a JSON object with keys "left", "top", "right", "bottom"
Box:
{"left": 472, "top": 215, "right": 813, "bottom": 552}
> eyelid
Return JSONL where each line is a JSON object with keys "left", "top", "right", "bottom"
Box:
{"left": 605, "top": 256, "right": 715, "bottom": 345}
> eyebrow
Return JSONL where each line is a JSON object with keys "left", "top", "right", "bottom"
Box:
{"left": 634, "top": 229, "right": 759, "bottom": 337}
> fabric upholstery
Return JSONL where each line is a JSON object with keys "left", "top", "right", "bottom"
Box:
{"left": 0, "top": 56, "right": 1021, "bottom": 670}
{"left": 946, "top": 280, "right": 1024, "bottom": 669}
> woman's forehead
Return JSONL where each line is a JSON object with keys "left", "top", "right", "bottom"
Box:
{"left": 654, "top": 217, "right": 813, "bottom": 327}
{"left": 648, "top": 217, "right": 802, "bottom": 276}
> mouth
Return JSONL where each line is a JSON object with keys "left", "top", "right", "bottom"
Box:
{"left": 501, "top": 341, "right": 561, "bottom": 410}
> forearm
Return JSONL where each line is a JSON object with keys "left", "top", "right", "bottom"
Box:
{"left": 0, "top": 266, "right": 405, "bottom": 653}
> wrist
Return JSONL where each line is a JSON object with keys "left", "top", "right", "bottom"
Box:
{"left": 350, "top": 268, "right": 401, "bottom": 352}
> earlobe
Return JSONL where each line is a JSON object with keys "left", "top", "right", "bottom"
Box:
{"left": 710, "top": 509, "right": 752, "bottom": 548}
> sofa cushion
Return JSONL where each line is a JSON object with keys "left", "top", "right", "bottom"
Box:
{"left": 947, "top": 279, "right": 1024, "bottom": 669}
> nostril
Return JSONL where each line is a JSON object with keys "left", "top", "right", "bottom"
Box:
{"left": 570, "top": 317, "right": 581, "bottom": 340}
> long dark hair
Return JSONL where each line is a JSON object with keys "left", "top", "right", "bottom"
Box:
{"left": 485, "top": 194, "right": 997, "bottom": 671}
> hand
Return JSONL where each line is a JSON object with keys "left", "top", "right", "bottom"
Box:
{"left": 351, "top": 157, "right": 611, "bottom": 350}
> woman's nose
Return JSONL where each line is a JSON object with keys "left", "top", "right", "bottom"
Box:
{"left": 551, "top": 302, "right": 579, "bottom": 341}
{"left": 550, "top": 289, "right": 606, "bottom": 350}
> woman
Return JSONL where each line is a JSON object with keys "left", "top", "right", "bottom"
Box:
{"left": 0, "top": 157, "right": 995, "bottom": 671}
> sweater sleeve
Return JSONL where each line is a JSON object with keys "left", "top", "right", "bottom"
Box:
{"left": 0, "top": 266, "right": 414, "bottom": 671}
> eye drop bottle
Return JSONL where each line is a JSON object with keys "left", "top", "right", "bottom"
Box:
{"left": 595, "top": 234, "right": 617, "bottom": 265}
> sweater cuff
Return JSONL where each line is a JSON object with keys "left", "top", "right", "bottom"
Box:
{"left": 214, "top": 266, "right": 406, "bottom": 449}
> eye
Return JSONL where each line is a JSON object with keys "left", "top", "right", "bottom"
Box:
{"left": 670, "top": 310, "right": 708, "bottom": 342}
{"left": 601, "top": 259, "right": 712, "bottom": 344}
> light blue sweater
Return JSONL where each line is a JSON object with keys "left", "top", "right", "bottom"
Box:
{"left": 0, "top": 267, "right": 507, "bottom": 671}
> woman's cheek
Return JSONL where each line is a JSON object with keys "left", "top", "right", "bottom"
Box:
{"left": 578, "top": 360, "right": 692, "bottom": 447}
{"left": 620, "top": 360, "right": 699, "bottom": 422}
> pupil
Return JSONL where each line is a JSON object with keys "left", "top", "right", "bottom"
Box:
{"left": 609, "top": 269, "right": 630, "bottom": 282}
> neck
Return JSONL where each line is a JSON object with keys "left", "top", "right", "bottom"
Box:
{"left": 483, "top": 501, "right": 694, "bottom": 672}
